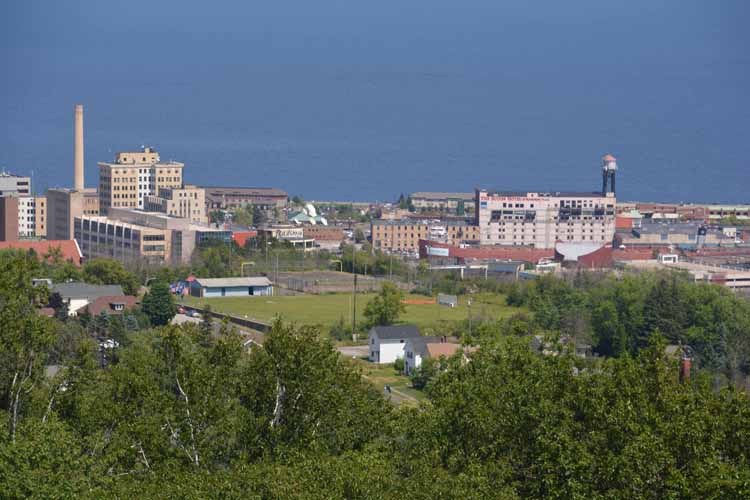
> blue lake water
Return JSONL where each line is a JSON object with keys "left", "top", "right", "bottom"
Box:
{"left": 1, "top": 0, "right": 748, "bottom": 203}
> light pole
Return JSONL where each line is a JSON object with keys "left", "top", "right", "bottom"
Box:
{"left": 352, "top": 244, "right": 357, "bottom": 340}
{"left": 240, "top": 261, "right": 255, "bottom": 277}
{"left": 468, "top": 297, "right": 473, "bottom": 336}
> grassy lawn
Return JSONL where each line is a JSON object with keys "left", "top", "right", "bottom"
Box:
{"left": 350, "top": 358, "right": 425, "bottom": 405}
{"left": 180, "top": 292, "right": 523, "bottom": 332}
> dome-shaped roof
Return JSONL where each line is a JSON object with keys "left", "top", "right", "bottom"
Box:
{"left": 602, "top": 154, "right": 617, "bottom": 162}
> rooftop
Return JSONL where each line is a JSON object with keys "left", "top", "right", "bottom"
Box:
{"left": 410, "top": 192, "right": 474, "bottom": 200}
{"left": 483, "top": 190, "right": 608, "bottom": 198}
{"left": 202, "top": 186, "right": 288, "bottom": 197}
{"left": 51, "top": 283, "right": 125, "bottom": 300}
{"left": 0, "top": 240, "right": 83, "bottom": 266}
{"left": 370, "top": 325, "right": 421, "bottom": 340}
{"left": 193, "top": 277, "right": 273, "bottom": 288}
{"left": 372, "top": 218, "right": 475, "bottom": 226}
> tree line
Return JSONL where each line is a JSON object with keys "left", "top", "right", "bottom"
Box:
{"left": 505, "top": 271, "right": 750, "bottom": 387}
{"left": 1, "top": 249, "right": 750, "bottom": 497}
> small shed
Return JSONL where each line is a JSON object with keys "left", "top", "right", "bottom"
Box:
{"left": 190, "top": 277, "right": 273, "bottom": 298}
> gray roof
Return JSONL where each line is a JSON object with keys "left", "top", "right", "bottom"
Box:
{"left": 194, "top": 277, "right": 273, "bottom": 288}
{"left": 406, "top": 335, "right": 460, "bottom": 357}
{"left": 51, "top": 283, "right": 124, "bottom": 300}
{"left": 370, "top": 325, "right": 421, "bottom": 341}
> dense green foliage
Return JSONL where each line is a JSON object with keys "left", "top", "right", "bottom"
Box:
{"left": 506, "top": 272, "right": 750, "bottom": 384}
{"left": 363, "top": 281, "right": 406, "bottom": 327}
{"left": 2, "top": 250, "right": 750, "bottom": 498}
{"left": 141, "top": 281, "right": 177, "bottom": 326}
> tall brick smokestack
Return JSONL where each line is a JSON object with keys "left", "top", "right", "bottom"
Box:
{"left": 74, "top": 104, "right": 84, "bottom": 190}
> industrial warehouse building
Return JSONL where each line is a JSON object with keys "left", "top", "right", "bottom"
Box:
{"left": 475, "top": 155, "right": 618, "bottom": 249}
{"left": 190, "top": 277, "right": 273, "bottom": 298}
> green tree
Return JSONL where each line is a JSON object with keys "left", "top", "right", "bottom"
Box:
{"left": 0, "top": 250, "right": 56, "bottom": 443}
{"left": 141, "top": 282, "right": 177, "bottom": 327}
{"left": 409, "top": 357, "right": 439, "bottom": 390}
{"left": 363, "top": 282, "right": 405, "bottom": 327}
{"left": 232, "top": 205, "right": 254, "bottom": 228}
{"left": 82, "top": 258, "right": 140, "bottom": 296}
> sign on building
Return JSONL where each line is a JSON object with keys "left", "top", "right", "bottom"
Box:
{"left": 427, "top": 246, "right": 450, "bottom": 257}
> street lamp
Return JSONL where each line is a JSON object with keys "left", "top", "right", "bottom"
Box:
{"left": 467, "top": 298, "right": 473, "bottom": 336}
{"left": 240, "top": 261, "right": 256, "bottom": 276}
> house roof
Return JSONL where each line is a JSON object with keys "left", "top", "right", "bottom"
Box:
{"left": 425, "top": 343, "right": 462, "bottom": 358}
{"left": 407, "top": 335, "right": 460, "bottom": 357}
{"left": 51, "top": 283, "right": 124, "bottom": 300}
{"left": 193, "top": 277, "right": 273, "bottom": 288}
{"left": 370, "top": 325, "right": 421, "bottom": 340}
{"left": 86, "top": 295, "right": 138, "bottom": 316}
{"left": 0, "top": 240, "right": 83, "bottom": 266}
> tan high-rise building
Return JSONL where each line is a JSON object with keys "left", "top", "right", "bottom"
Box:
{"left": 98, "top": 147, "right": 184, "bottom": 214}
{"left": 46, "top": 188, "right": 99, "bottom": 240}
{"left": 34, "top": 196, "right": 47, "bottom": 238}
{"left": 144, "top": 185, "right": 206, "bottom": 224}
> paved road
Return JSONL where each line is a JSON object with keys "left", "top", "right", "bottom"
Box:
{"left": 171, "top": 313, "right": 201, "bottom": 325}
{"left": 337, "top": 345, "right": 369, "bottom": 359}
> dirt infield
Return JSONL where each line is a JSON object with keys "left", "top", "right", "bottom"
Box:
{"left": 401, "top": 298, "right": 436, "bottom": 305}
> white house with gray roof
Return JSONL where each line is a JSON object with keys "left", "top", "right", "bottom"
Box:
{"left": 368, "top": 325, "right": 421, "bottom": 364}
{"left": 51, "top": 283, "right": 125, "bottom": 316}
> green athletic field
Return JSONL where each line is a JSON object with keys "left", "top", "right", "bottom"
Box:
{"left": 180, "top": 292, "right": 523, "bottom": 332}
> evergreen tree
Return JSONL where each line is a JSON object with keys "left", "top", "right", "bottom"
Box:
{"left": 141, "top": 281, "right": 177, "bottom": 326}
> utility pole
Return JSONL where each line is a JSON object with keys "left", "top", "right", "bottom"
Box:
{"left": 468, "top": 298, "right": 473, "bottom": 336}
{"left": 275, "top": 252, "right": 279, "bottom": 286}
{"left": 352, "top": 244, "right": 357, "bottom": 340}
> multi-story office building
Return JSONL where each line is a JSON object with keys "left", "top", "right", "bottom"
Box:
{"left": 17, "top": 197, "right": 37, "bottom": 238}
{"left": 476, "top": 189, "right": 616, "bottom": 248}
{"left": 409, "top": 192, "right": 476, "bottom": 215}
{"left": 98, "top": 147, "right": 184, "bottom": 213}
{"left": 75, "top": 208, "right": 230, "bottom": 265}
{"left": 144, "top": 185, "right": 207, "bottom": 224}
{"left": 0, "top": 172, "right": 31, "bottom": 197}
{"left": 46, "top": 188, "right": 99, "bottom": 240}
{"left": 371, "top": 219, "right": 479, "bottom": 253}
{"left": 34, "top": 196, "right": 47, "bottom": 238}
{"left": 476, "top": 156, "right": 618, "bottom": 249}
{"left": 203, "top": 186, "right": 288, "bottom": 220}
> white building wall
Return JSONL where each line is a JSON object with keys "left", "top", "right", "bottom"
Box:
{"left": 404, "top": 348, "right": 423, "bottom": 375}
{"left": 17, "top": 196, "right": 36, "bottom": 237}
{"left": 477, "top": 190, "right": 616, "bottom": 249}
{"left": 369, "top": 333, "right": 408, "bottom": 364}
{"left": 67, "top": 298, "right": 89, "bottom": 316}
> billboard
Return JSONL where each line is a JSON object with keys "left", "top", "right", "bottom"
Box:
{"left": 426, "top": 246, "right": 450, "bottom": 257}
